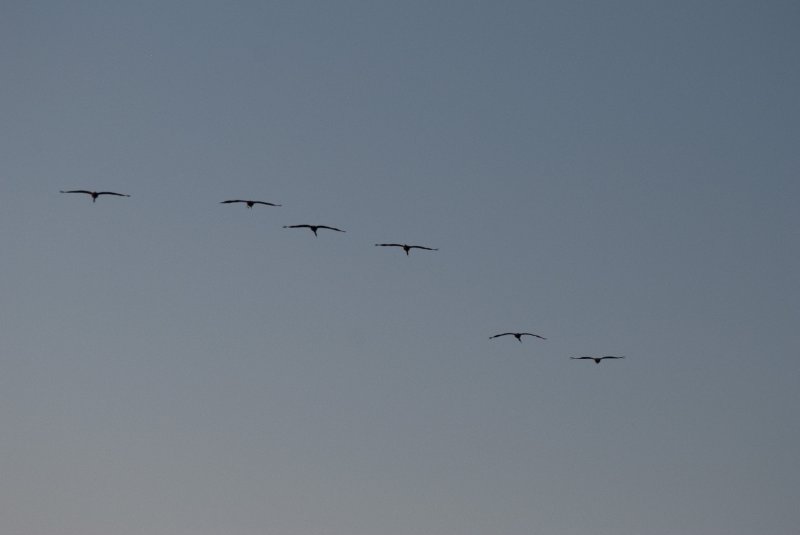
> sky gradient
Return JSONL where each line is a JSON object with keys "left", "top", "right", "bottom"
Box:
{"left": 2, "top": 1, "right": 799, "bottom": 534}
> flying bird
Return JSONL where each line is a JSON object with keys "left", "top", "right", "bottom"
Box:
{"left": 489, "top": 332, "right": 547, "bottom": 342}
{"left": 374, "top": 243, "right": 438, "bottom": 255}
{"left": 60, "top": 190, "right": 130, "bottom": 202}
{"left": 283, "top": 224, "right": 345, "bottom": 236}
{"left": 570, "top": 355, "right": 625, "bottom": 364}
{"left": 221, "top": 199, "right": 281, "bottom": 208}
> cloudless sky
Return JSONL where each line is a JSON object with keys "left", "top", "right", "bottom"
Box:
{"left": 1, "top": 1, "right": 799, "bottom": 534}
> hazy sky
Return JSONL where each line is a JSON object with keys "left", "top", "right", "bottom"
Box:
{"left": 1, "top": 1, "right": 799, "bottom": 534}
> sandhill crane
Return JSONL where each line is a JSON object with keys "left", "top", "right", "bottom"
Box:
{"left": 283, "top": 224, "right": 345, "bottom": 236}
{"left": 60, "top": 190, "right": 130, "bottom": 203}
{"left": 374, "top": 243, "right": 438, "bottom": 255}
{"left": 570, "top": 355, "right": 625, "bottom": 364}
{"left": 489, "top": 332, "right": 547, "bottom": 342}
{"left": 221, "top": 199, "right": 281, "bottom": 208}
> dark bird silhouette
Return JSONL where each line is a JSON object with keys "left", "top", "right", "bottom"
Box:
{"left": 374, "top": 243, "right": 438, "bottom": 255}
{"left": 60, "top": 190, "right": 130, "bottom": 203}
{"left": 221, "top": 199, "right": 281, "bottom": 208}
{"left": 283, "top": 224, "right": 345, "bottom": 236}
{"left": 489, "top": 332, "right": 547, "bottom": 342}
{"left": 570, "top": 355, "right": 625, "bottom": 364}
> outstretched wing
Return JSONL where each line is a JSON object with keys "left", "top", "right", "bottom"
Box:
{"left": 221, "top": 200, "right": 247, "bottom": 204}
{"left": 519, "top": 333, "right": 547, "bottom": 340}
{"left": 489, "top": 333, "right": 515, "bottom": 339}
{"left": 317, "top": 225, "right": 344, "bottom": 232}
{"left": 600, "top": 355, "right": 625, "bottom": 360}
{"left": 570, "top": 356, "right": 593, "bottom": 360}
{"left": 283, "top": 224, "right": 311, "bottom": 229}
{"left": 60, "top": 190, "right": 93, "bottom": 195}
{"left": 252, "top": 201, "right": 281, "bottom": 207}
{"left": 375, "top": 243, "right": 405, "bottom": 247}
{"left": 96, "top": 191, "right": 130, "bottom": 197}
{"left": 409, "top": 245, "right": 438, "bottom": 251}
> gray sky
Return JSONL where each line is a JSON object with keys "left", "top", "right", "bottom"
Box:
{"left": 1, "top": 1, "right": 798, "bottom": 534}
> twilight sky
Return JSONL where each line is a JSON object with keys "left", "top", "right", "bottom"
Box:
{"left": 1, "top": 1, "right": 799, "bottom": 534}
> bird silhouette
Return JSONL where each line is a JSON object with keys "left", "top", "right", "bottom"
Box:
{"left": 374, "top": 243, "right": 438, "bottom": 255}
{"left": 283, "top": 224, "right": 345, "bottom": 236}
{"left": 221, "top": 199, "right": 281, "bottom": 208}
{"left": 60, "top": 190, "right": 130, "bottom": 203}
{"left": 489, "top": 332, "right": 547, "bottom": 342}
{"left": 570, "top": 355, "right": 625, "bottom": 364}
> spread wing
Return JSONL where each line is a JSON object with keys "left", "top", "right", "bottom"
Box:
{"left": 375, "top": 243, "right": 405, "bottom": 247}
{"left": 409, "top": 245, "right": 438, "bottom": 251}
{"left": 60, "top": 190, "right": 93, "bottom": 195}
{"left": 283, "top": 224, "right": 311, "bottom": 229}
{"left": 600, "top": 356, "right": 625, "bottom": 360}
{"left": 96, "top": 191, "right": 130, "bottom": 197}
{"left": 317, "top": 225, "right": 344, "bottom": 232}
{"left": 252, "top": 201, "right": 281, "bottom": 207}
{"left": 570, "top": 356, "right": 593, "bottom": 360}
{"left": 519, "top": 333, "right": 546, "bottom": 340}
{"left": 489, "top": 333, "right": 515, "bottom": 339}
{"left": 221, "top": 200, "right": 247, "bottom": 204}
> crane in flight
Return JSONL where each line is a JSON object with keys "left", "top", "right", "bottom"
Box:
{"left": 221, "top": 199, "right": 281, "bottom": 208}
{"left": 489, "top": 332, "right": 547, "bottom": 342}
{"left": 60, "top": 190, "right": 130, "bottom": 203}
{"left": 283, "top": 224, "right": 345, "bottom": 236}
{"left": 374, "top": 243, "right": 438, "bottom": 255}
{"left": 570, "top": 355, "right": 625, "bottom": 364}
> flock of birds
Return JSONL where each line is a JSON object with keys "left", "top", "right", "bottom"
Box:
{"left": 59, "top": 188, "right": 625, "bottom": 365}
